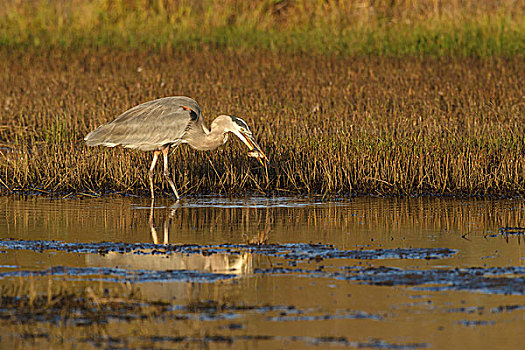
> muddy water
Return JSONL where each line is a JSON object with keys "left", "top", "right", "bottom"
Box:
{"left": 0, "top": 196, "right": 524, "bottom": 349}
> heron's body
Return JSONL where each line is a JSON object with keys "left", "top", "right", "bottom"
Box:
{"left": 86, "top": 96, "right": 210, "bottom": 151}
{"left": 85, "top": 96, "right": 267, "bottom": 200}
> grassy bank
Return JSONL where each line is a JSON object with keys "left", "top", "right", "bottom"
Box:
{"left": 0, "top": 50, "right": 523, "bottom": 197}
{"left": 1, "top": 0, "right": 524, "bottom": 56}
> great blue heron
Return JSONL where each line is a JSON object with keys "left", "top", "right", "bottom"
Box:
{"left": 84, "top": 96, "right": 267, "bottom": 200}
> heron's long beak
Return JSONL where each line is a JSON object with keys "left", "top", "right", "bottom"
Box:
{"left": 236, "top": 131, "right": 268, "bottom": 165}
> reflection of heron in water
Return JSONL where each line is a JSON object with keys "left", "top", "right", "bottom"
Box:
{"left": 86, "top": 202, "right": 254, "bottom": 300}
{"left": 87, "top": 247, "right": 252, "bottom": 276}
{"left": 146, "top": 200, "right": 260, "bottom": 274}
{"left": 87, "top": 200, "right": 273, "bottom": 300}
{"left": 148, "top": 200, "right": 270, "bottom": 246}
{"left": 89, "top": 202, "right": 252, "bottom": 276}
{"left": 86, "top": 248, "right": 252, "bottom": 301}
{"left": 148, "top": 200, "right": 178, "bottom": 245}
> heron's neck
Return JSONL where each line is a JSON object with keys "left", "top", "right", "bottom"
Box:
{"left": 187, "top": 123, "right": 227, "bottom": 151}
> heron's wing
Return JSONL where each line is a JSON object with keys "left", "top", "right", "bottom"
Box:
{"left": 85, "top": 96, "right": 202, "bottom": 151}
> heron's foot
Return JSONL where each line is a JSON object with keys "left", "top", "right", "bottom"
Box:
{"left": 163, "top": 171, "right": 180, "bottom": 200}
{"left": 168, "top": 185, "right": 180, "bottom": 201}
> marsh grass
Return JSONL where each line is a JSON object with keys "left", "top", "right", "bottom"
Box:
{"left": 1, "top": 0, "right": 524, "bottom": 56}
{"left": 0, "top": 50, "right": 523, "bottom": 197}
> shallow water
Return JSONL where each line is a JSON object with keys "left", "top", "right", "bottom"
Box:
{"left": 0, "top": 196, "right": 524, "bottom": 349}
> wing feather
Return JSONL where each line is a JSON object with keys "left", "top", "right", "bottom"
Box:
{"left": 85, "top": 96, "right": 202, "bottom": 151}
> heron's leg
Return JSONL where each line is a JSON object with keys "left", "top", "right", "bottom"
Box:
{"left": 162, "top": 146, "right": 180, "bottom": 200}
{"left": 148, "top": 151, "right": 161, "bottom": 200}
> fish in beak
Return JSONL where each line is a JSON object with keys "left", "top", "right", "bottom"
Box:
{"left": 235, "top": 130, "right": 268, "bottom": 165}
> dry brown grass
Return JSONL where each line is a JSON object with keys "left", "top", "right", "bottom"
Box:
{"left": 0, "top": 49, "right": 524, "bottom": 197}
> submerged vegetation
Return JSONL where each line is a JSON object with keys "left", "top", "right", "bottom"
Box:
{"left": 0, "top": 278, "right": 250, "bottom": 348}
{"left": 0, "top": 1, "right": 523, "bottom": 197}
{"left": 1, "top": 0, "right": 524, "bottom": 56}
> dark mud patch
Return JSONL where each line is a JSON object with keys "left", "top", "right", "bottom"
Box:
{"left": 456, "top": 320, "right": 495, "bottom": 327}
{"left": 180, "top": 300, "right": 297, "bottom": 314}
{"left": 267, "top": 311, "right": 381, "bottom": 321}
{"left": 292, "top": 337, "right": 428, "bottom": 349}
{"left": 0, "top": 266, "right": 235, "bottom": 283}
{"left": 84, "top": 334, "right": 427, "bottom": 349}
{"left": 498, "top": 227, "right": 525, "bottom": 236}
{"left": 0, "top": 238, "right": 456, "bottom": 261}
{"left": 446, "top": 306, "right": 486, "bottom": 314}
{"left": 256, "top": 266, "right": 525, "bottom": 295}
{"left": 0, "top": 289, "right": 387, "bottom": 339}
{"left": 490, "top": 304, "right": 525, "bottom": 313}
{"left": 446, "top": 304, "right": 525, "bottom": 315}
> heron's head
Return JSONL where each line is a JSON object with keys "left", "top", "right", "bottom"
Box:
{"left": 213, "top": 115, "right": 268, "bottom": 164}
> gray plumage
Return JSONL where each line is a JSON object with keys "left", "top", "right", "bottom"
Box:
{"left": 85, "top": 96, "right": 203, "bottom": 151}
{"left": 85, "top": 96, "right": 268, "bottom": 200}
